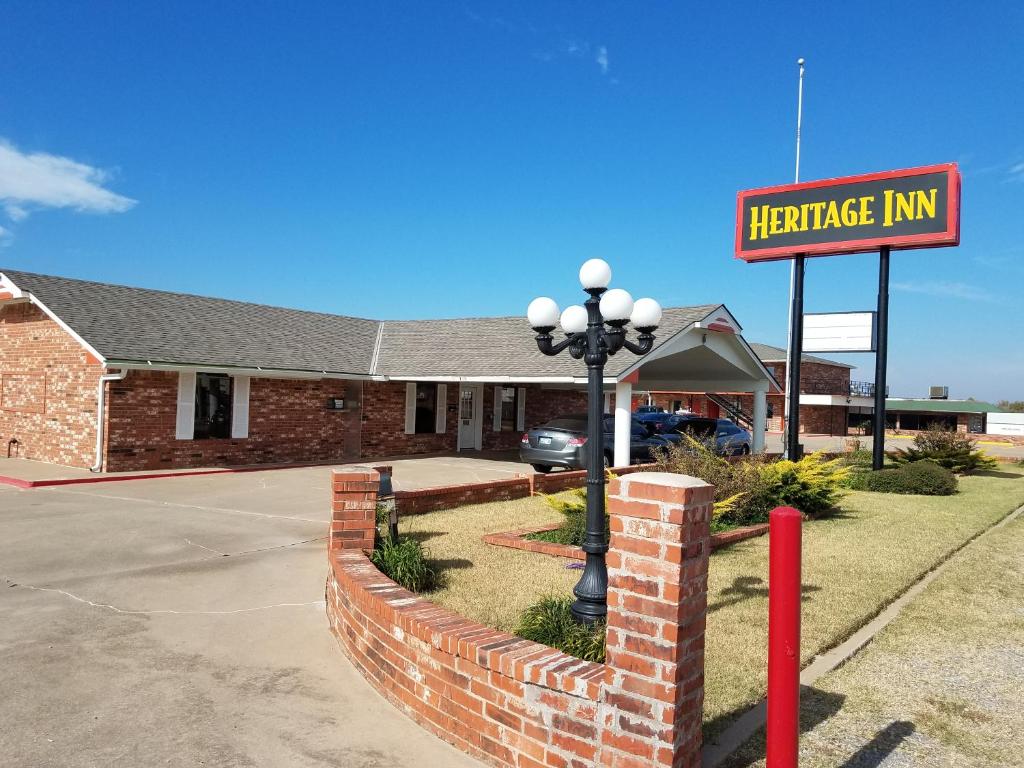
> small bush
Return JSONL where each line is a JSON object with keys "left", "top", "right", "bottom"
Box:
{"left": 370, "top": 535, "right": 440, "bottom": 593}
{"left": 652, "top": 438, "right": 848, "bottom": 527}
{"left": 529, "top": 486, "right": 609, "bottom": 547}
{"left": 889, "top": 427, "right": 997, "bottom": 474}
{"left": 862, "top": 460, "right": 957, "bottom": 496}
{"left": 515, "top": 596, "right": 606, "bottom": 663}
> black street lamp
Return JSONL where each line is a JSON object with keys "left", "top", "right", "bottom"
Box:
{"left": 527, "top": 258, "right": 662, "bottom": 624}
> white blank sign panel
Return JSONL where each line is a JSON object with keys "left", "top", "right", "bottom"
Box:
{"left": 803, "top": 312, "right": 876, "bottom": 353}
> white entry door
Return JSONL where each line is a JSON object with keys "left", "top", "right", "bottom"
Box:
{"left": 458, "top": 385, "right": 482, "bottom": 450}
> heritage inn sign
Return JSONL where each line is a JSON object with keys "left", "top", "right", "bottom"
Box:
{"left": 735, "top": 162, "right": 961, "bottom": 262}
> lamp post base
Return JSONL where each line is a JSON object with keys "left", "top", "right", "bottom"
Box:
{"left": 570, "top": 551, "right": 608, "bottom": 625}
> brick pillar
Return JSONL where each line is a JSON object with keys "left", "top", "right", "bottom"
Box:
{"left": 329, "top": 467, "right": 379, "bottom": 554}
{"left": 599, "top": 472, "right": 713, "bottom": 768}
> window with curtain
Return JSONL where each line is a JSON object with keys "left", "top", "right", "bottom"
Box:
{"left": 415, "top": 383, "right": 438, "bottom": 434}
{"left": 194, "top": 373, "right": 233, "bottom": 439}
{"left": 500, "top": 386, "right": 519, "bottom": 431}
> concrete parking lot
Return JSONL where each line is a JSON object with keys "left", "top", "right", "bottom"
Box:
{"left": 0, "top": 467, "right": 480, "bottom": 768}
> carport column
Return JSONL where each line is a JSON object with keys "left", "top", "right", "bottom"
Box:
{"left": 752, "top": 382, "right": 768, "bottom": 454}
{"left": 614, "top": 380, "right": 632, "bottom": 467}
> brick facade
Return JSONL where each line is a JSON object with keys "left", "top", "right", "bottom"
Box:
{"left": 326, "top": 467, "right": 712, "bottom": 768}
{"left": 361, "top": 381, "right": 587, "bottom": 458}
{"left": 104, "top": 370, "right": 363, "bottom": 471}
{"left": 0, "top": 303, "right": 103, "bottom": 468}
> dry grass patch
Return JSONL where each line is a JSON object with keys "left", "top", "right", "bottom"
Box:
{"left": 722, "top": 507, "right": 1024, "bottom": 767}
{"left": 396, "top": 492, "right": 576, "bottom": 632}
{"left": 704, "top": 468, "right": 1024, "bottom": 738}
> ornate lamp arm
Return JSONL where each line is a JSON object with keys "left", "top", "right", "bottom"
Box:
{"left": 620, "top": 328, "right": 657, "bottom": 356}
{"left": 534, "top": 330, "right": 583, "bottom": 357}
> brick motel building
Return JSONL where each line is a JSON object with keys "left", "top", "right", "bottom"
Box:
{"left": 0, "top": 269, "right": 779, "bottom": 472}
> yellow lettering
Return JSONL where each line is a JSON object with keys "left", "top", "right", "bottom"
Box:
{"left": 858, "top": 195, "right": 875, "bottom": 225}
{"left": 917, "top": 188, "right": 937, "bottom": 219}
{"left": 769, "top": 206, "right": 783, "bottom": 235}
{"left": 800, "top": 203, "right": 810, "bottom": 231}
{"left": 823, "top": 200, "right": 842, "bottom": 229}
{"left": 809, "top": 201, "right": 826, "bottom": 229}
{"left": 883, "top": 189, "right": 894, "bottom": 226}
{"left": 783, "top": 205, "right": 800, "bottom": 233}
{"left": 840, "top": 198, "right": 858, "bottom": 227}
{"left": 895, "top": 192, "right": 915, "bottom": 223}
{"left": 749, "top": 204, "right": 769, "bottom": 241}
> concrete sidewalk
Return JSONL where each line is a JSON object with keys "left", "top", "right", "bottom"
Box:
{"left": 0, "top": 468, "right": 481, "bottom": 768}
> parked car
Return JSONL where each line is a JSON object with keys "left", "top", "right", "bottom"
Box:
{"left": 634, "top": 404, "right": 665, "bottom": 414}
{"left": 657, "top": 417, "right": 752, "bottom": 456}
{"left": 634, "top": 411, "right": 711, "bottom": 436}
{"left": 519, "top": 413, "right": 672, "bottom": 472}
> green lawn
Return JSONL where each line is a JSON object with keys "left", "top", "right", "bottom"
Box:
{"left": 398, "top": 467, "right": 1024, "bottom": 736}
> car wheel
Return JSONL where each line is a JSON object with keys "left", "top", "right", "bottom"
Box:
{"left": 532, "top": 464, "right": 552, "bottom": 474}
{"left": 740, "top": 444, "right": 751, "bottom": 455}
{"left": 603, "top": 454, "right": 612, "bottom": 468}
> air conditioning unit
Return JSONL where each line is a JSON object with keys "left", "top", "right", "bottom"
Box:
{"left": 929, "top": 386, "right": 949, "bottom": 400}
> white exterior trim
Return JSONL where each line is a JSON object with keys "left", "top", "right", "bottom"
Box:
{"left": 107, "top": 361, "right": 372, "bottom": 380}
{"left": 175, "top": 371, "right": 197, "bottom": 440}
{"left": 231, "top": 376, "right": 251, "bottom": 438}
{"left": 368, "top": 323, "right": 384, "bottom": 375}
{"left": 435, "top": 384, "right": 447, "bottom": 433}
{"left": 799, "top": 393, "right": 874, "bottom": 408}
{"left": 21, "top": 292, "right": 107, "bottom": 364}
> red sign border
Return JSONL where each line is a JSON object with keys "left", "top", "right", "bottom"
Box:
{"left": 734, "top": 162, "right": 961, "bottom": 263}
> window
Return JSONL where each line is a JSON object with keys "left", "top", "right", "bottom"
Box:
{"left": 500, "top": 386, "right": 519, "bottom": 431}
{"left": 414, "top": 383, "right": 437, "bottom": 434}
{"left": 194, "top": 373, "right": 232, "bottom": 439}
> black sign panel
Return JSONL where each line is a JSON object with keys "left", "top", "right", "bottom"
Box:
{"left": 735, "top": 163, "right": 960, "bottom": 262}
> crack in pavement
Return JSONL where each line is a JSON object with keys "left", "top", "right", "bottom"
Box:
{"left": 185, "top": 536, "right": 328, "bottom": 558}
{"left": 40, "top": 486, "right": 325, "bottom": 524}
{"left": 4, "top": 577, "right": 326, "bottom": 616}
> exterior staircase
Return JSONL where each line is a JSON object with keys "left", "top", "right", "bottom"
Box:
{"left": 706, "top": 393, "right": 754, "bottom": 430}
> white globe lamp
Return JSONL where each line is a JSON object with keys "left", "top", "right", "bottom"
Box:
{"left": 578, "top": 258, "right": 612, "bottom": 291}
{"left": 527, "top": 297, "right": 560, "bottom": 330}
{"left": 599, "top": 288, "right": 634, "bottom": 323}
{"left": 559, "top": 305, "right": 588, "bottom": 334}
{"left": 631, "top": 298, "right": 663, "bottom": 329}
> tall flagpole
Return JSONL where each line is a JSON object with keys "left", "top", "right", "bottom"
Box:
{"left": 782, "top": 57, "right": 805, "bottom": 459}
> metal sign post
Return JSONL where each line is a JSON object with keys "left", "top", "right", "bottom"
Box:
{"left": 786, "top": 255, "right": 805, "bottom": 461}
{"left": 871, "top": 246, "right": 890, "bottom": 470}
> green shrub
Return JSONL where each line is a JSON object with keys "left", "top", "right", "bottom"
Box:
{"left": 652, "top": 438, "right": 848, "bottom": 527}
{"left": 751, "top": 453, "right": 851, "bottom": 518}
{"left": 529, "top": 486, "right": 609, "bottom": 547}
{"left": 889, "top": 427, "right": 997, "bottom": 474}
{"left": 862, "top": 460, "right": 957, "bottom": 496}
{"left": 515, "top": 596, "right": 606, "bottom": 663}
{"left": 370, "top": 535, "right": 440, "bottom": 593}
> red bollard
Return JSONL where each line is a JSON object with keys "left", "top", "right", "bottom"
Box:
{"left": 767, "top": 506, "right": 802, "bottom": 768}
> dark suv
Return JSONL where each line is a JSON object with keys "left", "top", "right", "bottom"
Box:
{"left": 519, "top": 413, "right": 672, "bottom": 472}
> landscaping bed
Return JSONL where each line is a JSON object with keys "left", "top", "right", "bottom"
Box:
{"left": 392, "top": 466, "right": 1024, "bottom": 735}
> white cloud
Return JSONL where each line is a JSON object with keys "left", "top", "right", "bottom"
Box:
{"left": 892, "top": 281, "right": 994, "bottom": 302}
{"left": 0, "top": 225, "right": 10, "bottom": 247}
{"left": 1009, "top": 161, "right": 1024, "bottom": 181}
{"left": 595, "top": 46, "right": 609, "bottom": 75}
{"left": 0, "top": 139, "right": 136, "bottom": 222}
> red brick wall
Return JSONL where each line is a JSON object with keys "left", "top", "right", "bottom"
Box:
{"left": 0, "top": 303, "right": 102, "bottom": 468}
{"left": 360, "top": 381, "right": 587, "bottom": 457}
{"left": 799, "top": 405, "right": 848, "bottom": 436}
{"left": 327, "top": 467, "right": 713, "bottom": 767}
{"left": 104, "top": 370, "right": 362, "bottom": 471}
{"left": 482, "top": 386, "right": 588, "bottom": 451}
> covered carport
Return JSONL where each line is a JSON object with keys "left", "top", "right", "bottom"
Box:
{"left": 608, "top": 308, "right": 779, "bottom": 465}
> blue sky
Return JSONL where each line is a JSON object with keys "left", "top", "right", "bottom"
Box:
{"left": 1, "top": 2, "right": 1022, "bottom": 401}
